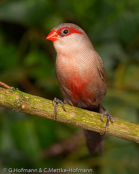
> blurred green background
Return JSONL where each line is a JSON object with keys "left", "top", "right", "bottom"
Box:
{"left": 0, "top": 0, "right": 139, "bottom": 173}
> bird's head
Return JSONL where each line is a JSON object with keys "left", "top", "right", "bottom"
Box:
{"left": 46, "top": 23, "right": 93, "bottom": 55}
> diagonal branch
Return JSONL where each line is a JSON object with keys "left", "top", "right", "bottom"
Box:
{"left": 0, "top": 87, "right": 139, "bottom": 143}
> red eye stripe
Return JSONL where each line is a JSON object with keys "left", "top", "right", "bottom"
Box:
{"left": 57, "top": 27, "right": 82, "bottom": 37}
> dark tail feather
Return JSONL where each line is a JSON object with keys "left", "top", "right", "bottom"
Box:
{"left": 83, "top": 129, "right": 105, "bottom": 155}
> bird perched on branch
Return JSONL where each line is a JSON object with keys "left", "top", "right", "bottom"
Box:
{"left": 46, "top": 23, "right": 114, "bottom": 155}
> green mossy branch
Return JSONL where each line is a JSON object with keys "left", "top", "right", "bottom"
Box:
{"left": 0, "top": 87, "right": 139, "bottom": 143}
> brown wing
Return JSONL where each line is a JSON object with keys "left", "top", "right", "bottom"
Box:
{"left": 97, "top": 66, "right": 106, "bottom": 82}
{"left": 96, "top": 55, "right": 107, "bottom": 83}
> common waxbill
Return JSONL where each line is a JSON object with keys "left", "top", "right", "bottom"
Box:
{"left": 46, "top": 23, "right": 113, "bottom": 155}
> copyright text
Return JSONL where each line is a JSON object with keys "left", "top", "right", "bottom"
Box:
{"left": 3, "top": 167, "right": 93, "bottom": 173}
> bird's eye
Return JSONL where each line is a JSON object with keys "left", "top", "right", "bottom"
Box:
{"left": 61, "top": 28, "right": 70, "bottom": 36}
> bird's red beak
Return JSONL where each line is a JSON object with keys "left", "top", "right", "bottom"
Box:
{"left": 46, "top": 29, "right": 60, "bottom": 41}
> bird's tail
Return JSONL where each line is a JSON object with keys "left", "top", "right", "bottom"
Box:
{"left": 83, "top": 129, "right": 104, "bottom": 154}
{"left": 83, "top": 105, "right": 105, "bottom": 155}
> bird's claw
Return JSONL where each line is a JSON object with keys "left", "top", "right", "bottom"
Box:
{"left": 100, "top": 104, "right": 115, "bottom": 134}
{"left": 52, "top": 97, "right": 66, "bottom": 120}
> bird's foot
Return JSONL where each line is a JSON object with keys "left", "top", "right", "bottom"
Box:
{"left": 52, "top": 97, "right": 66, "bottom": 120}
{"left": 100, "top": 104, "right": 115, "bottom": 134}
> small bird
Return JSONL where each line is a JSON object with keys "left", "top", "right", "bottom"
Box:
{"left": 46, "top": 23, "right": 113, "bottom": 155}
